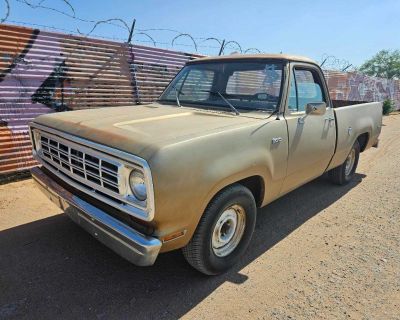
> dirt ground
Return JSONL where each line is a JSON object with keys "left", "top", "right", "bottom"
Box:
{"left": 1, "top": 115, "right": 399, "bottom": 320}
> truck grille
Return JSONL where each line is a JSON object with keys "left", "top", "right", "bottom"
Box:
{"left": 30, "top": 124, "right": 154, "bottom": 221}
{"left": 39, "top": 134, "right": 120, "bottom": 194}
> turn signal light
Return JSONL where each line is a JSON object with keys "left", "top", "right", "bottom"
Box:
{"left": 162, "top": 230, "right": 186, "bottom": 242}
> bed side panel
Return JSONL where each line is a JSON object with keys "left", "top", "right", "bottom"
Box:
{"left": 327, "top": 102, "right": 382, "bottom": 170}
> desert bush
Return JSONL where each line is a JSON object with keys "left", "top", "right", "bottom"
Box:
{"left": 382, "top": 99, "right": 395, "bottom": 115}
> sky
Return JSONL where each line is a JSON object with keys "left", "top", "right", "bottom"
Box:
{"left": 4, "top": 0, "right": 399, "bottom": 67}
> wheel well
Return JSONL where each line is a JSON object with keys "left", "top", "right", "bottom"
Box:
{"left": 357, "top": 133, "right": 369, "bottom": 152}
{"left": 236, "top": 175, "right": 265, "bottom": 207}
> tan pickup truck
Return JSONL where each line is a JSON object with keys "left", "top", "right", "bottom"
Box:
{"left": 29, "top": 54, "right": 382, "bottom": 275}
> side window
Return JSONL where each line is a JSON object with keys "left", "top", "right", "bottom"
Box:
{"left": 289, "top": 67, "right": 326, "bottom": 112}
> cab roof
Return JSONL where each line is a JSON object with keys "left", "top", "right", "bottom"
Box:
{"left": 187, "top": 53, "right": 318, "bottom": 65}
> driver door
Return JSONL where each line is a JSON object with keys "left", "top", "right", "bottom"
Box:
{"left": 280, "top": 63, "right": 336, "bottom": 194}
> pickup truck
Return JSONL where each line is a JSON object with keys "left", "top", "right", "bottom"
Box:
{"left": 29, "top": 54, "right": 382, "bottom": 275}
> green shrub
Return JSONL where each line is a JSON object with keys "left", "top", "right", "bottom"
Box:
{"left": 382, "top": 99, "right": 394, "bottom": 115}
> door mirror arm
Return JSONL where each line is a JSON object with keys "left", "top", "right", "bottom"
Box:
{"left": 298, "top": 102, "right": 327, "bottom": 124}
{"left": 298, "top": 114, "right": 308, "bottom": 124}
{"left": 306, "top": 102, "right": 326, "bottom": 115}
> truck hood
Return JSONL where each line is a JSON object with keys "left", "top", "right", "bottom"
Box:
{"left": 33, "top": 104, "right": 259, "bottom": 160}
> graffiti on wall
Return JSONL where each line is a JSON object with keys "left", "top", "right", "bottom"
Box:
{"left": 324, "top": 70, "right": 400, "bottom": 107}
{"left": 1, "top": 23, "right": 399, "bottom": 176}
{"left": 0, "top": 23, "right": 201, "bottom": 174}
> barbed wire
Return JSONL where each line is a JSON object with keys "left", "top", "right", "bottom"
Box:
{"left": 15, "top": 0, "right": 133, "bottom": 35}
{"left": 77, "top": 18, "right": 130, "bottom": 36}
{"left": 1, "top": 0, "right": 10, "bottom": 23}
{"left": 6, "top": 0, "right": 266, "bottom": 55}
{"left": 171, "top": 33, "right": 198, "bottom": 52}
{"left": 4, "top": 0, "right": 359, "bottom": 67}
{"left": 133, "top": 32, "right": 156, "bottom": 47}
{"left": 6, "top": 19, "right": 241, "bottom": 56}
{"left": 222, "top": 40, "right": 242, "bottom": 54}
{"left": 244, "top": 48, "right": 261, "bottom": 54}
{"left": 16, "top": 0, "right": 77, "bottom": 19}
{"left": 5, "top": 20, "right": 222, "bottom": 50}
{"left": 202, "top": 37, "right": 222, "bottom": 46}
{"left": 319, "top": 53, "right": 357, "bottom": 72}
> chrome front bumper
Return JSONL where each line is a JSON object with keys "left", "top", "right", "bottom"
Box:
{"left": 31, "top": 166, "right": 162, "bottom": 266}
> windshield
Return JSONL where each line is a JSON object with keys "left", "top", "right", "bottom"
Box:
{"left": 158, "top": 60, "right": 284, "bottom": 112}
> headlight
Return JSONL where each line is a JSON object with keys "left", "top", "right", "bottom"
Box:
{"left": 129, "top": 170, "right": 147, "bottom": 201}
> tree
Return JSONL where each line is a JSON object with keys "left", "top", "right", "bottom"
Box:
{"left": 359, "top": 50, "right": 400, "bottom": 79}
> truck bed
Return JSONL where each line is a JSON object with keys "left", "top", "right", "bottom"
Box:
{"left": 328, "top": 102, "right": 382, "bottom": 170}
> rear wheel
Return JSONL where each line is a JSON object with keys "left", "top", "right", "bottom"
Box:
{"left": 329, "top": 140, "right": 360, "bottom": 185}
{"left": 182, "top": 184, "right": 256, "bottom": 275}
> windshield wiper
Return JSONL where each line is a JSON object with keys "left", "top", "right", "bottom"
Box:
{"left": 265, "top": 108, "right": 280, "bottom": 120}
{"left": 172, "top": 85, "right": 184, "bottom": 108}
{"left": 201, "top": 90, "right": 240, "bottom": 115}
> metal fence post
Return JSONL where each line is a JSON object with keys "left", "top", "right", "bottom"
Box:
{"left": 218, "top": 39, "right": 225, "bottom": 56}
{"left": 127, "top": 19, "right": 136, "bottom": 43}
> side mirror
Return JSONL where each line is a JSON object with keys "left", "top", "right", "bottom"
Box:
{"left": 305, "top": 102, "right": 326, "bottom": 115}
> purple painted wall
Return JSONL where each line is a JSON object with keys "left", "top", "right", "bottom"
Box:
{"left": 1, "top": 23, "right": 398, "bottom": 175}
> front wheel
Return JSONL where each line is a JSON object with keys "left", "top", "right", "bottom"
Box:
{"left": 182, "top": 184, "right": 256, "bottom": 275}
{"left": 329, "top": 140, "right": 360, "bottom": 185}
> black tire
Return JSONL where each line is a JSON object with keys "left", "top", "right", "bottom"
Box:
{"left": 182, "top": 184, "right": 257, "bottom": 275}
{"left": 329, "top": 139, "right": 360, "bottom": 185}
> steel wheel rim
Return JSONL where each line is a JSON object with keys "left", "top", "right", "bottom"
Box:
{"left": 345, "top": 148, "right": 356, "bottom": 176}
{"left": 212, "top": 204, "right": 246, "bottom": 257}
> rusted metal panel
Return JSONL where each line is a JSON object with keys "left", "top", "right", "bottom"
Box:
{"left": 0, "top": 23, "right": 399, "bottom": 176}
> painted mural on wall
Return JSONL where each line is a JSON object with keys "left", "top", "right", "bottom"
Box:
{"left": 324, "top": 70, "right": 400, "bottom": 107}
{"left": 0, "top": 23, "right": 399, "bottom": 175}
{"left": 0, "top": 24, "right": 201, "bottom": 174}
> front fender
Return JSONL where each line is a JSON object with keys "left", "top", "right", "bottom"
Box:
{"left": 148, "top": 119, "right": 288, "bottom": 252}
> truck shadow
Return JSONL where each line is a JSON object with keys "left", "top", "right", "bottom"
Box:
{"left": 0, "top": 173, "right": 365, "bottom": 319}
